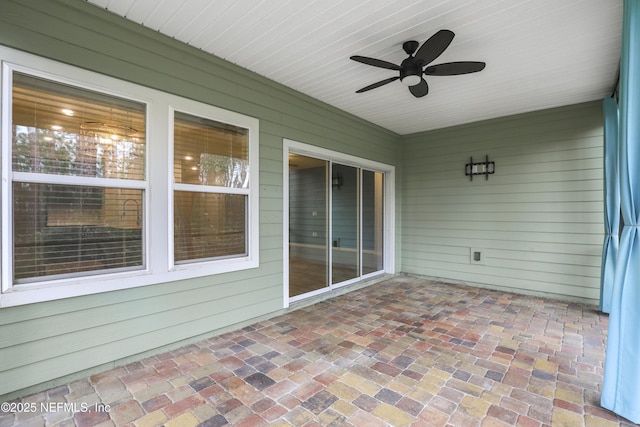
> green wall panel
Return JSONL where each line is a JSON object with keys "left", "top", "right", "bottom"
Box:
{"left": 400, "top": 102, "right": 604, "bottom": 304}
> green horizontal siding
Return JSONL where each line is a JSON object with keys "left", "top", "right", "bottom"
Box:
{"left": 400, "top": 102, "right": 604, "bottom": 304}
{"left": 0, "top": 0, "right": 398, "bottom": 398}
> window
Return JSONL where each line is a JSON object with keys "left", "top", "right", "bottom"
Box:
{"left": 10, "top": 72, "right": 146, "bottom": 284}
{"left": 172, "top": 111, "right": 249, "bottom": 264}
{"left": 1, "top": 47, "right": 259, "bottom": 307}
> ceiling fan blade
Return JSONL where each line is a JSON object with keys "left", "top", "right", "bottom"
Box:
{"left": 425, "top": 61, "right": 486, "bottom": 75}
{"left": 409, "top": 78, "right": 429, "bottom": 98}
{"left": 356, "top": 76, "right": 400, "bottom": 93}
{"left": 414, "top": 29, "right": 455, "bottom": 65}
{"left": 350, "top": 55, "right": 401, "bottom": 70}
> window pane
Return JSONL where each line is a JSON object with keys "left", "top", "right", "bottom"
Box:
{"left": 174, "top": 111, "right": 249, "bottom": 188}
{"left": 174, "top": 192, "right": 246, "bottom": 263}
{"left": 13, "top": 183, "right": 144, "bottom": 282}
{"left": 12, "top": 72, "right": 145, "bottom": 180}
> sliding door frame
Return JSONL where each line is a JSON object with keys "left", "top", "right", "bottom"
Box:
{"left": 283, "top": 139, "right": 395, "bottom": 307}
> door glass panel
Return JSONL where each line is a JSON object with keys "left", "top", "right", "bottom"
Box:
{"left": 289, "top": 154, "right": 328, "bottom": 297}
{"left": 362, "top": 170, "right": 384, "bottom": 274}
{"left": 331, "top": 164, "right": 359, "bottom": 284}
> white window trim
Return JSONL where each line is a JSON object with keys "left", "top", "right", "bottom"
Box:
{"left": 0, "top": 46, "right": 259, "bottom": 307}
{"left": 282, "top": 139, "right": 395, "bottom": 308}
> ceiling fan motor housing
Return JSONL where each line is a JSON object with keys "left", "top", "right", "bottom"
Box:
{"left": 400, "top": 57, "right": 423, "bottom": 86}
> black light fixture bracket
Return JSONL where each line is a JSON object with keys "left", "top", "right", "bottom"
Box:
{"left": 465, "top": 155, "right": 495, "bottom": 181}
{"left": 332, "top": 173, "right": 343, "bottom": 189}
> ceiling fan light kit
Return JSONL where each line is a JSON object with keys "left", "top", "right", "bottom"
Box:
{"left": 351, "top": 29, "right": 485, "bottom": 98}
{"left": 399, "top": 66, "right": 422, "bottom": 87}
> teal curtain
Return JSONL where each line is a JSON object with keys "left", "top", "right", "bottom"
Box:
{"left": 599, "top": 96, "right": 619, "bottom": 314}
{"left": 601, "top": 0, "right": 640, "bottom": 423}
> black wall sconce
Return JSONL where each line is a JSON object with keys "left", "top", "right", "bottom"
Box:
{"left": 465, "top": 155, "right": 495, "bottom": 181}
{"left": 332, "top": 173, "right": 343, "bottom": 189}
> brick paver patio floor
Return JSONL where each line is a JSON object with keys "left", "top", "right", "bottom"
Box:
{"left": 1, "top": 276, "right": 635, "bottom": 426}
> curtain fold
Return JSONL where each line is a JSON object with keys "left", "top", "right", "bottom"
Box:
{"left": 601, "top": 0, "right": 640, "bottom": 423}
{"left": 599, "top": 96, "right": 619, "bottom": 314}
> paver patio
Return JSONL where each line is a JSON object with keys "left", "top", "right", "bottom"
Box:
{"left": 0, "top": 276, "right": 634, "bottom": 426}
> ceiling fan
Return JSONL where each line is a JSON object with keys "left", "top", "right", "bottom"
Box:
{"left": 350, "top": 30, "right": 485, "bottom": 98}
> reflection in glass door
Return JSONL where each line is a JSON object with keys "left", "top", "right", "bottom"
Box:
{"left": 288, "top": 153, "right": 385, "bottom": 299}
{"left": 288, "top": 154, "right": 329, "bottom": 297}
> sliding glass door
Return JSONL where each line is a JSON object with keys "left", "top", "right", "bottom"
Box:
{"left": 289, "top": 153, "right": 385, "bottom": 299}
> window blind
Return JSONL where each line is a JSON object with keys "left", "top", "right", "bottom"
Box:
{"left": 11, "top": 72, "right": 147, "bottom": 283}
{"left": 173, "top": 111, "right": 249, "bottom": 263}
{"left": 12, "top": 72, "right": 146, "bottom": 180}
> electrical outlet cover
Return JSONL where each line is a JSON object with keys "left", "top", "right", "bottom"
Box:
{"left": 470, "top": 248, "right": 485, "bottom": 265}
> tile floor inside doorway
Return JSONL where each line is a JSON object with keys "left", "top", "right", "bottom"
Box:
{"left": 1, "top": 276, "right": 635, "bottom": 427}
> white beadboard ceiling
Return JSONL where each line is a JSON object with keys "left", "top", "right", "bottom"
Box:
{"left": 85, "top": 0, "right": 623, "bottom": 135}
